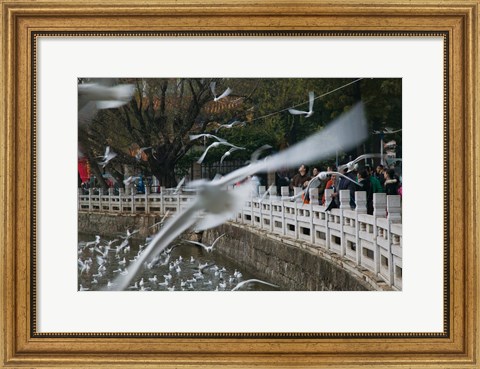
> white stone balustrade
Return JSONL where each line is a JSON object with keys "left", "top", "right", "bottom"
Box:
{"left": 78, "top": 185, "right": 402, "bottom": 290}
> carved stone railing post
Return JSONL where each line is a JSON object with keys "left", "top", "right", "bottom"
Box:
{"left": 339, "top": 190, "right": 350, "bottom": 210}
{"left": 355, "top": 191, "right": 367, "bottom": 264}
{"left": 309, "top": 188, "right": 319, "bottom": 205}
{"left": 258, "top": 185, "right": 266, "bottom": 197}
{"left": 269, "top": 185, "right": 277, "bottom": 197}
{"left": 293, "top": 187, "right": 303, "bottom": 202}
{"left": 144, "top": 185, "right": 150, "bottom": 214}
{"left": 324, "top": 188, "right": 333, "bottom": 209}
{"left": 118, "top": 188, "right": 124, "bottom": 212}
{"left": 108, "top": 187, "right": 113, "bottom": 212}
{"left": 373, "top": 192, "right": 387, "bottom": 274}
{"left": 385, "top": 195, "right": 402, "bottom": 284}
{"left": 373, "top": 193, "right": 387, "bottom": 219}
{"left": 387, "top": 195, "right": 402, "bottom": 223}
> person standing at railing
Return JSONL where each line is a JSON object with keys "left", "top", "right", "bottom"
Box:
{"left": 136, "top": 175, "right": 145, "bottom": 194}
{"left": 290, "top": 164, "right": 311, "bottom": 194}
{"left": 357, "top": 169, "right": 373, "bottom": 215}
{"left": 338, "top": 167, "right": 357, "bottom": 209}
{"left": 322, "top": 173, "right": 338, "bottom": 208}
{"left": 366, "top": 165, "right": 384, "bottom": 194}
{"left": 384, "top": 169, "right": 400, "bottom": 196}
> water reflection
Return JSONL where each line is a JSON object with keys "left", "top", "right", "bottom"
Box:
{"left": 78, "top": 233, "right": 278, "bottom": 292}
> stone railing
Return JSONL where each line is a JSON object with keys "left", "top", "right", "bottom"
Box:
{"left": 78, "top": 187, "right": 194, "bottom": 215}
{"left": 78, "top": 185, "right": 402, "bottom": 290}
{"left": 238, "top": 186, "right": 402, "bottom": 290}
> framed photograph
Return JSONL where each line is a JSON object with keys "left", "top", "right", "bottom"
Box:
{"left": 1, "top": 0, "right": 478, "bottom": 367}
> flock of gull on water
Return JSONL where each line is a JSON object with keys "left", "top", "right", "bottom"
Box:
{"left": 78, "top": 81, "right": 369, "bottom": 291}
{"left": 78, "top": 229, "right": 278, "bottom": 292}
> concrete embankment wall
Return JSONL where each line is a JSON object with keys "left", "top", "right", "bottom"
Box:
{"left": 203, "top": 223, "right": 375, "bottom": 291}
{"left": 78, "top": 211, "right": 162, "bottom": 239}
{"left": 79, "top": 212, "right": 377, "bottom": 291}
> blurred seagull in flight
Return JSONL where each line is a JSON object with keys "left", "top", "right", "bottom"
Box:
{"left": 149, "top": 211, "right": 170, "bottom": 229}
{"left": 98, "top": 146, "right": 117, "bottom": 168}
{"left": 220, "top": 146, "right": 245, "bottom": 164}
{"left": 189, "top": 133, "right": 227, "bottom": 143}
{"left": 288, "top": 91, "right": 315, "bottom": 118}
{"left": 78, "top": 82, "right": 135, "bottom": 125}
{"left": 231, "top": 279, "right": 279, "bottom": 291}
{"left": 173, "top": 176, "right": 186, "bottom": 194}
{"left": 184, "top": 233, "right": 225, "bottom": 253}
{"left": 135, "top": 146, "right": 152, "bottom": 161}
{"left": 216, "top": 120, "right": 246, "bottom": 133}
{"left": 210, "top": 81, "right": 232, "bottom": 102}
{"left": 337, "top": 153, "right": 387, "bottom": 173}
{"left": 196, "top": 141, "right": 245, "bottom": 164}
{"left": 111, "top": 103, "right": 367, "bottom": 291}
{"left": 123, "top": 176, "right": 139, "bottom": 187}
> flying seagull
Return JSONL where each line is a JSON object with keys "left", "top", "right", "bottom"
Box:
{"left": 210, "top": 81, "right": 232, "bottom": 102}
{"left": 78, "top": 82, "right": 135, "bottom": 125}
{"left": 220, "top": 147, "right": 245, "bottom": 164}
{"left": 97, "top": 146, "right": 117, "bottom": 168}
{"left": 197, "top": 141, "right": 245, "bottom": 164}
{"left": 216, "top": 120, "right": 246, "bottom": 133}
{"left": 184, "top": 233, "right": 226, "bottom": 253}
{"left": 231, "top": 279, "right": 279, "bottom": 291}
{"left": 288, "top": 91, "right": 314, "bottom": 118}
{"left": 337, "top": 153, "right": 387, "bottom": 173}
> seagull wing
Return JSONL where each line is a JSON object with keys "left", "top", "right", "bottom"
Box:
{"left": 174, "top": 177, "right": 186, "bottom": 193}
{"left": 219, "top": 151, "right": 230, "bottom": 164}
{"left": 189, "top": 133, "right": 227, "bottom": 143}
{"left": 337, "top": 153, "right": 386, "bottom": 172}
{"left": 308, "top": 91, "right": 314, "bottom": 114}
{"left": 194, "top": 182, "right": 252, "bottom": 231}
{"left": 211, "top": 233, "right": 226, "bottom": 248}
{"left": 221, "top": 142, "right": 245, "bottom": 150}
{"left": 216, "top": 87, "right": 232, "bottom": 101}
{"left": 112, "top": 200, "right": 201, "bottom": 290}
{"left": 196, "top": 143, "right": 214, "bottom": 164}
{"left": 183, "top": 240, "right": 208, "bottom": 250}
{"left": 250, "top": 144, "right": 272, "bottom": 162}
{"left": 231, "top": 279, "right": 279, "bottom": 291}
{"left": 288, "top": 108, "right": 308, "bottom": 115}
{"left": 210, "top": 81, "right": 217, "bottom": 98}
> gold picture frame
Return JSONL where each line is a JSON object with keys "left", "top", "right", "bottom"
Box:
{"left": 1, "top": 0, "right": 478, "bottom": 367}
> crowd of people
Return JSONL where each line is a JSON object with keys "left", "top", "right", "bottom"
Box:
{"left": 279, "top": 163, "right": 402, "bottom": 215}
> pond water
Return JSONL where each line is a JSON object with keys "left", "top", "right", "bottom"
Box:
{"left": 78, "top": 233, "right": 278, "bottom": 292}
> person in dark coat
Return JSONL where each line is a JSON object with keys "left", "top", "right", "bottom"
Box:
{"left": 384, "top": 168, "right": 400, "bottom": 195}
{"left": 357, "top": 169, "right": 373, "bottom": 215}
{"left": 290, "top": 164, "right": 311, "bottom": 190}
